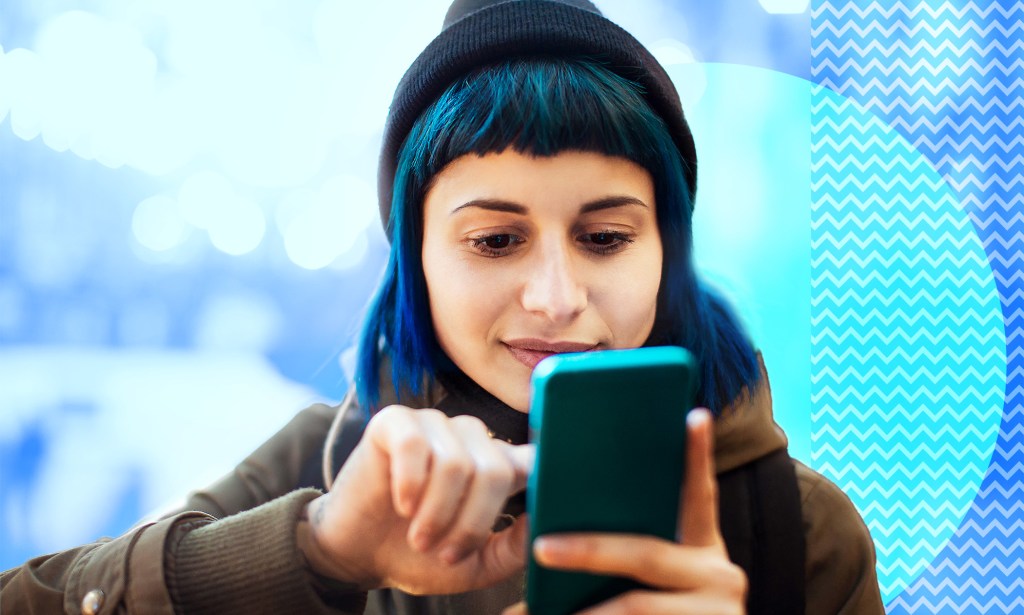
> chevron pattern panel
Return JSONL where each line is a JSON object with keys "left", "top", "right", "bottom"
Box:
{"left": 811, "top": 1, "right": 1022, "bottom": 611}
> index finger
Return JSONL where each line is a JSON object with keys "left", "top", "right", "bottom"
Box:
{"left": 497, "top": 442, "right": 535, "bottom": 495}
{"left": 678, "top": 408, "right": 723, "bottom": 548}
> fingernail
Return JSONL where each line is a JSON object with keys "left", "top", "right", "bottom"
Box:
{"left": 533, "top": 537, "right": 567, "bottom": 563}
{"left": 687, "top": 408, "right": 710, "bottom": 427}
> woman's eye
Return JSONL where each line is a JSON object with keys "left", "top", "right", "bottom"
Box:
{"left": 579, "top": 231, "right": 634, "bottom": 253}
{"left": 483, "top": 235, "right": 514, "bottom": 249}
{"left": 469, "top": 233, "right": 523, "bottom": 256}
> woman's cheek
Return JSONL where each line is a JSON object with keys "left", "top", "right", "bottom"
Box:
{"left": 595, "top": 258, "right": 661, "bottom": 347}
{"left": 429, "top": 258, "right": 511, "bottom": 347}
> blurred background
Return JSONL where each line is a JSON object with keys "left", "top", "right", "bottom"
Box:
{"left": 1, "top": 0, "right": 815, "bottom": 571}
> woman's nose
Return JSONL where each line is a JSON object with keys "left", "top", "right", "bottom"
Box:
{"left": 520, "top": 242, "right": 588, "bottom": 323}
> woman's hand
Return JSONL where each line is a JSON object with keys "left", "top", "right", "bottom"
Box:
{"left": 505, "top": 408, "right": 747, "bottom": 615}
{"left": 298, "top": 405, "right": 534, "bottom": 595}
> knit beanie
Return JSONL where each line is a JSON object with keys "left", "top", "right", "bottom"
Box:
{"left": 377, "top": 0, "right": 697, "bottom": 236}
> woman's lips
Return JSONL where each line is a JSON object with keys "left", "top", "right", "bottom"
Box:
{"left": 503, "top": 339, "right": 597, "bottom": 369}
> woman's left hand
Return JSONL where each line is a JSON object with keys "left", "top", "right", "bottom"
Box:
{"left": 504, "top": 408, "right": 747, "bottom": 615}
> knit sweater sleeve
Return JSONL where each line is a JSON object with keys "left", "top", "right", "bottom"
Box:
{"left": 165, "top": 488, "right": 367, "bottom": 615}
{"left": 0, "top": 491, "right": 368, "bottom": 614}
{"left": 158, "top": 400, "right": 369, "bottom": 615}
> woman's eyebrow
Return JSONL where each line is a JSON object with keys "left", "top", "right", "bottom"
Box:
{"left": 450, "top": 195, "right": 648, "bottom": 216}
{"left": 579, "top": 196, "right": 649, "bottom": 213}
{"left": 450, "top": 199, "right": 527, "bottom": 216}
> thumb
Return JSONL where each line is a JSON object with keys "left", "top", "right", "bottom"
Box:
{"left": 474, "top": 513, "right": 530, "bottom": 585}
{"left": 678, "top": 408, "right": 724, "bottom": 548}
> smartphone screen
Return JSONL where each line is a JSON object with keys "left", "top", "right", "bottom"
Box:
{"left": 524, "top": 346, "right": 698, "bottom": 615}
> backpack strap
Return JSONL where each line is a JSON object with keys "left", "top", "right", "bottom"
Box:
{"left": 718, "top": 448, "right": 806, "bottom": 615}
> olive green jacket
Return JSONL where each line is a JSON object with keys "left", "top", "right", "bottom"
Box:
{"left": 0, "top": 356, "right": 884, "bottom": 614}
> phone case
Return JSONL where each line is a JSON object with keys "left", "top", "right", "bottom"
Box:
{"left": 525, "top": 346, "right": 698, "bottom": 615}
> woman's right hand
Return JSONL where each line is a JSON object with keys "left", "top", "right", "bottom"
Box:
{"left": 297, "top": 405, "right": 534, "bottom": 595}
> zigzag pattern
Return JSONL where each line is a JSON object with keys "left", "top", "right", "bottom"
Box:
{"left": 812, "top": 2, "right": 1022, "bottom": 20}
{"left": 809, "top": 87, "right": 1005, "bottom": 604}
{"left": 812, "top": 2, "right": 1023, "bottom": 612}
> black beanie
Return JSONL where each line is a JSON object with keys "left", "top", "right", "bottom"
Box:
{"left": 377, "top": 0, "right": 698, "bottom": 236}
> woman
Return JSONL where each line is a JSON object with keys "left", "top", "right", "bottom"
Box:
{"left": 1, "top": 1, "right": 884, "bottom": 613}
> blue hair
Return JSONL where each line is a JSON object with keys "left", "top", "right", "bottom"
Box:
{"left": 357, "top": 57, "right": 760, "bottom": 415}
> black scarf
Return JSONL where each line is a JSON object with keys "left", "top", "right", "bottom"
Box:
{"left": 434, "top": 369, "right": 530, "bottom": 445}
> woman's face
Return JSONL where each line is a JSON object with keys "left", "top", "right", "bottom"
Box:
{"left": 421, "top": 149, "right": 663, "bottom": 412}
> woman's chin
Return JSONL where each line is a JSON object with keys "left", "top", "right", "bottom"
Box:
{"left": 500, "top": 388, "right": 531, "bottom": 414}
{"left": 485, "top": 379, "right": 531, "bottom": 414}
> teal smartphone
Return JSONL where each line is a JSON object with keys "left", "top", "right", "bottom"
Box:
{"left": 525, "top": 346, "right": 698, "bottom": 615}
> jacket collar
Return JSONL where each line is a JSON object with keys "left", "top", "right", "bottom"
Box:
{"left": 713, "top": 352, "right": 789, "bottom": 473}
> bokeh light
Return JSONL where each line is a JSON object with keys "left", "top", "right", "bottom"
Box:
{"left": 132, "top": 195, "right": 189, "bottom": 252}
{"left": 282, "top": 175, "right": 376, "bottom": 270}
{"left": 177, "top": 171, "right": 233, "bottom": 231}
{"left": 759, "top": 0, "right": 810, "bottom": 14}
{"left": 206, "top": 193, "right": 265, "bottom": 256}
